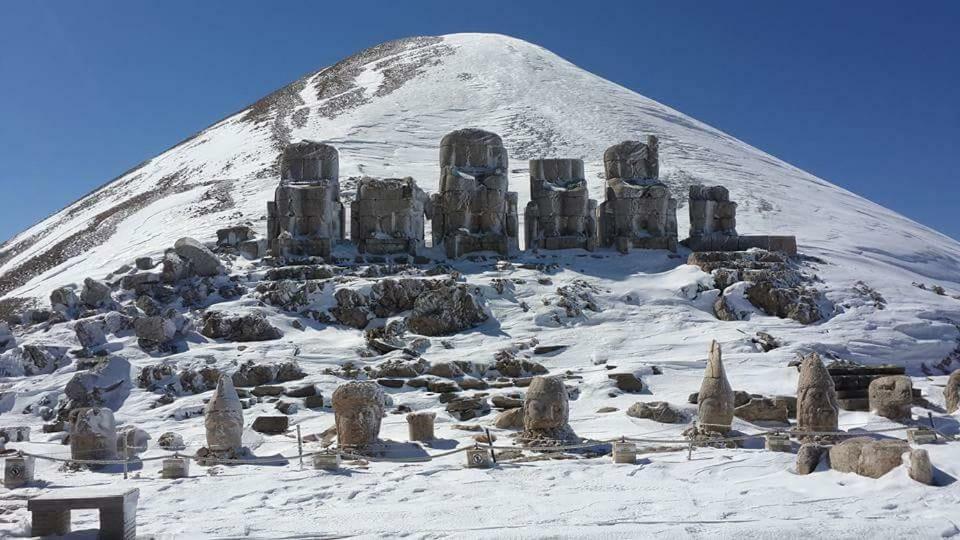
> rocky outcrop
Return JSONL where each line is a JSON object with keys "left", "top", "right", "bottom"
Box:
{"left": 406, "top": 285, "right": 488, "bottom": 336}
{"left": 201, "top": 311, "right": 282, "bottom": 342}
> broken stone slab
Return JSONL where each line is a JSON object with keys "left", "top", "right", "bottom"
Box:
{"left": 216, "top": 226, "right": 255, "bottom": 247}
{"left": 174, "top": 237, "right": 224, "bottom": 277}
{"left": 626, "top": 401, "right": 685, "bottom": 424}
{"left": 734, "top": 397, "right": 789, "bottom": 424}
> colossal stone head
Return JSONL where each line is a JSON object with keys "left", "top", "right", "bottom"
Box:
{"left": 332, "top": 381, "right": 387, "bottom": 448}
{"left": 603, "top": 136, "right": 659, "bottom": 181}
{"left": 796, "top": 352, "right": 839, "bottom": 433}
{"left": 523, "top": 376, "right": 569, "bottom": 431}
{"left": 439, "top": 128, "right": 507, "bottom": 172}
{"left": 204, "top": 375, "right": 244, "bottom": 452}
{"left": 70, "top": 407, "right": 118, "bottom": 461}
{"left": 280, "top": 140, "right": 339, "bottom": 184}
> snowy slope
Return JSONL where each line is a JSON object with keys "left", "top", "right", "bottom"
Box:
{"left": 2, "top": 33, "right": 959, "bottom": 307}
{"left": 2, "top": 33, "right": 960, "bottom": 538}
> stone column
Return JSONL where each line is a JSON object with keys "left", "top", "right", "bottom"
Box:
{"left": 406, "top": 411, "right": 436, "bottom": 442}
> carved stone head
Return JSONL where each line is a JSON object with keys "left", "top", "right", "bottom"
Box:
{"left": 523, "top": 376, "right": 569, "bottom": 431}
{"left": 603, "top": 136, "right": 659, "bottom": 181}
{"left": 70, "top": 407, "right": 118, "bottom": 461}
{"left": 796, "top": 352, "right": 839, "bottom": 433}
{"left": 332, "top": 381, "right": 387, "bottom": 448}
{"left": 205, "top": 375, "right": 244, "bottom": 452}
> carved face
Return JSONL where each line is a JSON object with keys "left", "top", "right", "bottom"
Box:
{"left": 336, "top": 402, "right": 383, "bottom": 447}
{"left": 523, "top": 395, "right": 567, "bottom": 430}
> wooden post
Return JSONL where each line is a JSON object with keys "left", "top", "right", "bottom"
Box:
{"left": 297, "top": 425, "right": 303, "bottom": 470}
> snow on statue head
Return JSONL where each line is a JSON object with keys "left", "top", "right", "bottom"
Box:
{"left": 332, "top": 381, "right": 386, "bottom": 448}
{"left": 204, "top": 375, "right": 244, "bottom": 452}
{"left": 523, "top": 376, "right": 569, "bottom": 430}
{"left": 70, "top": 407, "right": 118, "bottom": 463}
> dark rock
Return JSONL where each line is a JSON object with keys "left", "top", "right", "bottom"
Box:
{"left": 252, "top": 385, "right": 284, "bottom": 397}
{"left": 406, "top": 285, "right": 488, "bottom": 336}
{"left": 174, "top": 237, "right": 223, "bottom": 276}
{"left": 304, "top": 395, "right": 324, "bottom": 408}
{"left": 284, "top": 384, "right": 316, "bottom": 398}
{"left": 609, "top": 373, "right": 644, "bottom": 392}
{"left": 201, "top": 311, "right": 282, "bottom": 342}
{"left": 252, "top": 415, "right": 289, "bottom": 434}
{"left": 377, "top": 379, "right": 405, "bottom": 388}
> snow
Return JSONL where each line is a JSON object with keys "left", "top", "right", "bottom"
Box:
{"left": 0, "top": 32, "right": 959, "bottom": 537}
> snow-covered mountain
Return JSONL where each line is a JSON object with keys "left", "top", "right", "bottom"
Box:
{"left": 3, "top": 33, "right": 958, "bottom": 311}
{"left": 3, "top": 34, "right": 960, "bottom": 537}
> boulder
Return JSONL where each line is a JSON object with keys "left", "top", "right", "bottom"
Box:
{"left": 50, "top": 286, "right": 79, "bottom": 315}
{"left": 734, "top": 397, "right": 789, "bottom": 423}
{"left": 117, "top": 425, "right": 150, "bottom": 458}
{"left": 252, "top": 416, "right": 289, "bottom": 434}
{"left": 445, "top": 396, "right": 490, "bottom": 421}
{"left": 829, "top": 437, "right": 910, "bottom": 478}
{"left": 626, "top": 401, "right": 685, "bottom": 424}
{"left": 608, "top": 373, "right": 644, "bottom": 392}
{"left": 157, "top": 432, "right": 185, "bottom": 451}
{"left": 493, "top": 408, "right": 524, "bottom": 429}
{"left": 80, "top": 278, "right": 113, "bottom": 308}
{"left": 232, "top": 361, "right": 279, "bottom": 387}
{"left": 74, "top": 319, "right": 107, "bottom": 349}
{"left": 134, "top": 316, "right": 176, "bottom": 345}
{"left": 201, "top": 311, "right": 282, "bottom": 342}
{"left": 406, "top": 285, "right": 488, "bottom": 336}
{"left": 427, "top": 362, "right": 464, "bottom": 379}
{"left": 216, "top": 226, "right": 255, "bottom": 247}
{"left": 491, "top": 395, "right": 523, "bottom": 409}
{"left": 796, "top": 443, "right": 825, "bottom": 475}
{"left": 868, "top": 375, "right": 913, "bottom": 421}
{"left": 174, "top": 237, "right": 223, "bottom": 276}
{"left": 135, "top": 257, "right": 154, "bottom": 270}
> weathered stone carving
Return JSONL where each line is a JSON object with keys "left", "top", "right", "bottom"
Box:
{"left": 683, "top": 184, "right": 798, "bottom": 255}
{"left": 431, "top": 129, "right": 519, "bottom": 258}
{"left": 332, "top": 381, "right": 386, "bottom": 449}
{"left": 795, "top": 352, "right": 840, "bottom": 434}
{"left": 945, "top": 369, "right": 960, "bottom": 414}
{"left": 350, "top": 177, "right": 430, "bottom": 255}
{"left": 267, "top": 141, "right": 345, "bottom": 258}
{"left": 204, "top": 375, "right": 244, "bottom": 453}
{"left": 406, "top": 411, "right": 436, "bottom": 442}
{"left": 520, "top": 376, "right": 577, "bottom": 446}
{"left": 828, "top": 436, "right": 910, "bottom": 478}
{"left": 69, "top": 407, "right": 118, "bottom": 465}
{"left": 524, "top": 159, "right": 597, "bottom": 251}
{"left": 696, "top": 340, "right": 735, "bottom": 433}
{"left": 868, "top": 375, "right": 913, "bottom": 421}
{"left": 598, "top": 137, "right": 678, "bottom": 252}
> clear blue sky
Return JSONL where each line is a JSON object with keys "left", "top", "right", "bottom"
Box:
{"left": 1, "top": 1, "right": 957, "bottom": 242}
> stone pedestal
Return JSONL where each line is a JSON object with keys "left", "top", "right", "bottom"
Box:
{"left": 524, "top": 159, "right": 597, "bottom": 251}
{"left": 161, "top": 457, "right": 190, "bottom": 479}
{"left": 906, "top": 428, "right": 937, "bottom": 445}
{"left": 313, "top": 452, "right": 341, "bottom": 471}
{"left": 764, "top": 433, "right": 791, "bottom": 452}
{"left": 598, "top": 137, "right": 678, "bottom": 252}
{"left": 406, "top": 411, "right": 436, "bottom": 442}
{"left": 682, "top": 184, "right": 797, "bottom": 255}
{"left": 465, "top": 447, "right": 492, "bottom": 468}
{"left": 3, "top": 455, "right": 35, "bottom": 488}
{"left": 612, "top": 441, "right": 637, "bottom": 464}
{"left": 431, "top": 129, "right": 519, "bottom": 258}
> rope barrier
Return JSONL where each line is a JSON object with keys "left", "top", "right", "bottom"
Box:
{"left": 6, "top": 421, "right": 954, "bottom": 468}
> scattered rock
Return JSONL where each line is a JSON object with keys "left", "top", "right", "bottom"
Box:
{"left": 907, "top": 448, "right": 933, "bottom": 485}
{"left": 796, "top": 443, "right": 824, "bottom": 475}
{"left": 734, "top": 397, "right": 789, "bottom": 424}
{"left": 252, "top": 416, "right": 289, "bottom": 434}
{"left": 275, "top": 401, "right": 298, "bottom": 415}
{"left": 494, "top": 408, "right": 524, "bottom": 429}
{"left": 201, "top": 311, "right": 282, "bottom": 342}
{"left": 829, "top": 437, "right": 910, "bottom": 478}
{"left": 596, "top": 406, "right": 618, "bottom": 413}
{"left": 626, "top": 401, "right": 684, "bottom": 423}
{"left": 491, "top": 395, "right": 523, "bottom": 409}
{"left": 252, "top": 385, "right": 284, "bottom": 397}
{"left": 174, "top": 237, "right": 223, "bottom": 276}
{"left": 284, "top": 384, "right": 316, "bottom": 398}
{"left": 157, "top": 432, "right": 185, "bottom": 451}
{"left": 608, "top": 373, "right": 644, "bottom": 392}
{"left": 406, "top": 285, "right": 488, "bottom": 336}
{"left": 304, "top": 395, "right": 324, "bottom": 408}
{"left": 80, "top": 278, "right": 113, "bottom": 308}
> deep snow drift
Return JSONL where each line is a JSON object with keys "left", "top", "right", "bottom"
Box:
{"left": 1, "top": 33, "right": 959, "bottom": 538}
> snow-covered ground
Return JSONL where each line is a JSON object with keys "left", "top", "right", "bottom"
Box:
{"left": 1, "top": 33, "right": 960, "bottom": 538}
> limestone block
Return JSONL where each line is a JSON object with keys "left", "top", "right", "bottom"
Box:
{"left": 3, "top": 455, "right": 35, "bottom": 488}
{"left": 907, "top": 448, "right": 933, "bottom": 485}
{"left": 612, "top": 441, "right": 637, "bottom": 464}
{"left": 603, "top": 137, "right": 659, "bottom": 180}
{"left": 280, "top": 140, "right": 339, "bottom": 182}
{"left": 406, "top": 411, "right": 436, "bottom": 442}
{"left": 162, "top": 457, "right": 190, "bottom": 479}
{"left": 70, "top": 407, "right": 118, "bottom": 464}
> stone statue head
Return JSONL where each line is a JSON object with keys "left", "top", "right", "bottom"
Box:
{"left": 332, "top": 381, "right": 387, "bottom": 448}
{"left": 280, "top": 140, "right": 339, "bottom": 183}
{"left": 439, "top": 128, "right": 507, "bottom": 172}
{"left": 796, "top": 352, "right": 839, "bottom": 432}
{"left": 523, "top": 376, "right": 569, "bottom": 430}
{"left": 603, "top": 136, "right": 659, "bottom": 181}
{"left": 70, "top": 407, "right": 118, "bottom": 461}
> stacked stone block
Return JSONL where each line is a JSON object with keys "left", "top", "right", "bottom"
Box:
{"left": 430, "top": 129, "right": 519, "bottom": 258}
{"left": 597, "top": 137, "right": 678, "bottom": 252}
{"left": 524, "top": 158, "right": 597, "bottom": 251}
{"left": 683, "top": 184, "right": 798, "bottom": 255}
{"left": 350, "top": 177, "right": 430, "bottom": 255}
{"left": 266, "top": 141, "right": 346, "bottom": 258}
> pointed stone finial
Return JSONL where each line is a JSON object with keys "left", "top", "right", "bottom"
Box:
{"left": 204, "top": 375, "right": 244, "bottom": 452}
{"left": 796, "top": 352, "right": 839, "bottom": 433}
{"left": 697, "top": 340, "right": 735, "bottom": 433}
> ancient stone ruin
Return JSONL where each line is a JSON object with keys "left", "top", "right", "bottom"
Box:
{"left": 350, "top": 177, "right": 430, "bottom": 255}
{"left": 430, "top": 129, "right": 519, "bottom": 258}
{"left": 597, "top": 137, "right": 678, "bottom": 252}
{"left": 520, "top": 376, "right": 577, "bottom": 446}
{"left": 683, "top": 184, "right": 798, "bottom": 255}
{"left": 201, "top": 375, "right": 244, "bottom": 460}
{"left": 267, "top": 141, "right": 345, "bottom": 258}
{"left": 795, "top": 352, "right": 840, "bottom": 435}
{"left": 524, "top": 159, "right": 597, "bottom": 251}
{"left": 69, "top": 407, "right": 118, "bottom": 466}
{"left": 332, "top": 381, "right": 386, "bottom": 449}
{"left": 695, "top": 340, "right": 735, "bottom": 434}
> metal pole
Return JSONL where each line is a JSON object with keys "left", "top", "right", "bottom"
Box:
{"left": 297, "top": 425, "right": 304, "bottom": 470}
{"left": 122, "top": 436, "right": 128, "bottom": 480}
{"left": 484, "top": 428, "right": 496, "bottom": 465}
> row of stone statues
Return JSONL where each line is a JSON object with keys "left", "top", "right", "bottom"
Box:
{"left": 265, "top": 130, "right": 797, "bottom": 259}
